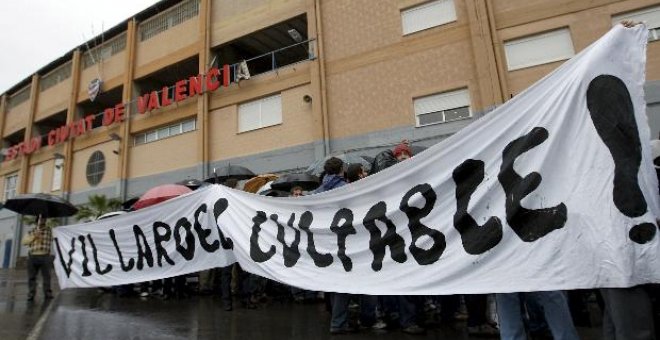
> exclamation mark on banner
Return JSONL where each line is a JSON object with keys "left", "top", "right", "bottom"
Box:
{"left": 586, "top": 75, "right": 657, "bottom": 244}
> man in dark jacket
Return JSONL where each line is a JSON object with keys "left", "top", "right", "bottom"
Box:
{"left": 313, "top": 157, "right": 355, "bottom": 334}
{"left": 313, "top": 157, "right": 347, "bottom": 194}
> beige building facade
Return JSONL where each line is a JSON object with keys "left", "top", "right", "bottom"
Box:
{"left": 0, "top": 0, "right": 659, "bottom": 267}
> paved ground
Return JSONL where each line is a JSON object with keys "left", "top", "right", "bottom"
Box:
{"left": 0, "top": 269, "right": 59, "bottom": 340}
{"left": 0, "top": 269, "right": 603, "bottom": 340}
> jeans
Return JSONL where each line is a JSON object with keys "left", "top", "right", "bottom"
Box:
{"left": 601, "top": 287, "right": 656, "bottom": 340}
{"left": 398, "top": 295, "right": 424, "bottom": 328}
{"left": 523, "top": 293, "right": 549, "bottom": 333}
{"left": 465, "top": 294, "right": 489, "bottom": 327}
{"left": 439, "top": 295, "right": 460, "bottom": 321}
{"left": 219, "top": 265, "right": 233, "bottom": 307}
{"left": 291, "top": 287, "right": 317, "bottom": 300}
{"left": 330, "top": 294, "right": 378, "bottom": 330}
{"left": 27, "top": 255, "right": 52, "bottom": 298}
{"left": 496, "top": 291, "right": 579, "bottom": 340}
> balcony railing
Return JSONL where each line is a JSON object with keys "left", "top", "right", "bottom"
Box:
{"left": 7, "top": 86, "right": 30, "bottom": 110}
{"left": 40, "top": 62, "right": 72, "bottom": 92}
{"left": 139, "top": 0, "right": 200, "bottom": 42}
{"left": 82, "top": 33, "right": 127, "bottom": 69}
{"left": 228, "top": 39, "right": 317, "bottom": 82}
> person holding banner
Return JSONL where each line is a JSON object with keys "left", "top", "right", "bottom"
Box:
{"left": 393, "top": 141, "right": 412, "bottom": 161}
{"left": 345, "top": 163, "right": 367, "bottom": 183}
{"left": 313, "top": 157, "right": 348, "bottom": 195}
{"left": 22, "top": 217, "right": 54, "bottom": 302}
{"left": 495, "top": 291, "right": 578, "bottom": 340}
{"left": 596, "top": 19, "right": 657, "bottom": 340}
{"left": 289, "top": 186, "right": 319, "bottom": 303}
{"left": 313, "top": 157, "right": 355, "bottom": 334}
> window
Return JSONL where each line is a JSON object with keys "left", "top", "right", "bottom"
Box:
{"left": 238, "top": 94, "right": 283, "bottom": 132}
{"left": 86, "top": 151, "right": 105, "bottom": 186}
{"left": 613, "top": 6, "right": 660, "bottom": 41}
{"left": 414, "top": 88, "right": 471, "bottom": 127}
{"left": 134, "top": 118, "right": 197, "bottom": 146}
{"left": 182, "top": 120, "right": 196, "bottom": 132}
{"left": 4, "top": 174, "right": 18, "bottom": 201}
{"left": 146, "top": 131, "right": 158, "bottom": 143}
{"left": 401, "top": 0, "right": 457, "bottom": 35}
{"left": 31, "top": 164, "right": 43, "bottom": 193}
{"left": 504, "top": 28, "right": 575, "bottom": 71}
{"left": 52, "top": 159, "right": 63, "bottom": 191}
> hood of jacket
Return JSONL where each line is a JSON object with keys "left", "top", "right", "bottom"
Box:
{"left": 314, "top": 174, "right": 347, "bottom": 193}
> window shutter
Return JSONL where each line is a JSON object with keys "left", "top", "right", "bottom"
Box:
{"left": 415, "top": 89, "right": 469, "bottom": 115}
{"left": 414, "top": 88, "right": 470, "bottom": 126}
{"left": 31, "top": 165, "right": 43, "bottom": 193}
{"left": 401, "top": 0, "right": 457, "bottom": 35}
{"left": 239, "top": 101, "right": 262, "bottom": 132}
{"left": 504, "top": 28, "right": 575, "bottom": 71}
{"left": 260, "top": 95, "right": 283, "bottom": 127}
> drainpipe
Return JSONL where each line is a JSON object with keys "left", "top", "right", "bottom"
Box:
{"left": 314, "top": 0, "right": 330, "bottom": 156}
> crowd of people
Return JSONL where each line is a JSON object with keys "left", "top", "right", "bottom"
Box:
{"left": 19, "top": 135, "right": 660, "bottom": 339}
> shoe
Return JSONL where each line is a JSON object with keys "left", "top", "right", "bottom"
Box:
{"left": 372, "top": 320, "right": 387, "bottom": 330}
{"left": 329, "top": 326, "right": 357, "bottom": 335}
{"left": 454, "top": 312, "right": 468, "bottom": 321}
{"left": 224, "top": 305, "right": 233, "bottom": 311}
{"left": 140, "top": 291, "right": 149, "bottom": 298}
{"left": 402, "top": 324, "right": 426, "bottom": 335}
{"left": 467, "top": 324, "right": 499, "bottom": 337}
{"left": 27, "top": 295, "right": 35, "bottom": 302}
{"left": 44, "top": 293, "right": 54, "bottom": 300}
{"left": 242, "top": 299, "right": 257, "bottom": 309}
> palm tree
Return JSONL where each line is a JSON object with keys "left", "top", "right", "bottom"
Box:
{"left": 75, "top": 194, "right": 122, "bottom": 222}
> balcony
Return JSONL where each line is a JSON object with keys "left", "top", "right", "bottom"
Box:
{"left": 78, "top": 33, "right": 128, "bottom": 102}
{"left": 136, "top": 0, "right": 200, "bottom": 71}
{"left": 131, "top": 55, "right": 199, "bottom": 119}
{"left": 4, "top": 86, "right": 31, "bottom": 136}
{"left": 37, "top": 62, "right": 72, "bottom": 120}
{"left": 76, "top": 86, "right": 124, "bottom": 130}
{"left": 212, "top": 14, "right": 314, "bottom": 81}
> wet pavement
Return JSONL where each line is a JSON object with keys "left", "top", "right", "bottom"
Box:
{"left": 0, "top": 269, "right": 59, "bottom": 340}
{"left": 0, "top": 269, "right": 603, "bottom": 340}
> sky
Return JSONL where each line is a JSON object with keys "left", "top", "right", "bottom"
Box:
{"left": 0, "top": 0, "right": 160, "bottom": 94}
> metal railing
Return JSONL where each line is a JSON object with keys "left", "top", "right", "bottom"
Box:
{"left": 228, "top": 39, "right": 317, "bottom": 82}
{"left": 40, "top": 61, "right": 72, "bottom": 92}
{"left": 7, "top": 86, "right": 30, "bottom": 110}
{"left": 82, "top": 33, "right": 127, "bottom": 69}
{"left": 139, "top": 0, "right": 200, "bottom": 42}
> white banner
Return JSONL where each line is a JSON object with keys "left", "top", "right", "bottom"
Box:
{"left": 53, "top": 25, "right": 660, "bottom": 294}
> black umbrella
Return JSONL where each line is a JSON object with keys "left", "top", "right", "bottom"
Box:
{"left": 361, "top": 155, "right": 375, "bottom": 164}
{"left": 4, "top": 193, "right": 78, "bottom": 218}
{"left": 259, "top": 189, "right": 291, "bottom": 197}
{"left": 270, "top": 173, "right": 320, "bottom": 191}
{"left": 177, "top": 178, "right": 209, "bottom": 190}
{"left": 121, "top": 197, "right": 139, "bottom": 211}
{"left": 204, "top": 165, "right": 256, "bottom": 183}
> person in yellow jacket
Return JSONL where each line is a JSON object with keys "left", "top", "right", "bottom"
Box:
{"left": 21, "top": 217, "right": 53, "bottom": 302}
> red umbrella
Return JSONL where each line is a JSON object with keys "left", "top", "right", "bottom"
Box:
{"left": 133, "top": 184, "right": 192, "bottom": 210}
